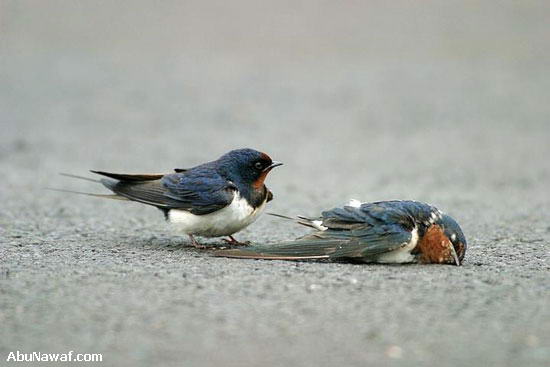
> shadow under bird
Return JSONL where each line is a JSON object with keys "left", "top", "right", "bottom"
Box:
{"left": 215, "top": 200, "right": 467, "bottom": 265}
{"left": 58, "top": 148, "right": 282, "bottom": 247}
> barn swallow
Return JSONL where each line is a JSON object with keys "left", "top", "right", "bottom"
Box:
{"left": 58, "top": 148, "right": 282, "bottom": 247}
{"left": 215, "top": 200, "right": 467, "bottom": 265}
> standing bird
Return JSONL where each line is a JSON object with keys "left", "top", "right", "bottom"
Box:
{"left": 215, "top": 200, "right": 467, "bottom": 265}
{"left": 60, "top": 148, "right": 282, "bottom": 247}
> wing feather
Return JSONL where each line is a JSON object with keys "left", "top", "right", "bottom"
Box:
{"left": 93, "top": 170, "right": 235, "bottom": 215}
{"left": 215, "top": 223, "right": 412, "bottom": 261}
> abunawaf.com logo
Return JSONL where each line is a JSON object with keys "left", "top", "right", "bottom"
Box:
{"left": 6, "top": 350, "right": 103, "bottom": 362}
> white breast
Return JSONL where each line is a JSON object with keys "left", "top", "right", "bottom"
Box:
{"left": 376, "top": 227, "right": 419, "bottom": 264}
{"left": 167, "top": 191, "right": 267, "bottom": 238}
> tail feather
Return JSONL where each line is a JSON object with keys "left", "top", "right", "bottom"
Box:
{"left": 98, "top": 178, "right": 117, "bottom": 191}
{"left": 90, "top": 170, "right": 165, "bottom": 182}
{"left": 54, "top": 171, "right": 162, "bottom": 203}
{"left": 266, "top": 212, "right": 295, "bottom": 220}
{"left": 59, "top": 173, "right": 101, "bottom": 183}
{"left": 45, "top": 188, "right": 128, "bottom": 200}
{"left": 267, "top": 212, "right": 324, "bottom": 230}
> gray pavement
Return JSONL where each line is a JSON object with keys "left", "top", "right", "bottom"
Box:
{"left": 1, "top": 1, "right": 549, "bottom": 366}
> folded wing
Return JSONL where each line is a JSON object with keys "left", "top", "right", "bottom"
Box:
{"left": 92, "top": 170, "right": 235, "bottom": 215}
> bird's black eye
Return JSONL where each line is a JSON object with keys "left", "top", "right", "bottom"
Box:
{"left": 254, "top": 162, "right": 264, "bottom": 170}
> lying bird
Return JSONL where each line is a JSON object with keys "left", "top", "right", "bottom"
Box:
{"left": 57, "top": 148, "right": 282, "bottom": 247}
{"left": 215, "top": 200, "right": 467, "bottom": 265}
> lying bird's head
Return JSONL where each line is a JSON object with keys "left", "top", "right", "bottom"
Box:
{"left": 419, "top": 213, "right": 467, "bottom": 266}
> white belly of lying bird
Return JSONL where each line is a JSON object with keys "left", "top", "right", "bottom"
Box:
{"left": 167, "top": 192, "right": 266, "bottom": 238}
{"left": 375, "top": 227, "right": 419, "bottom": 264}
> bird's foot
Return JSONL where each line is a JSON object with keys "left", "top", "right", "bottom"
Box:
{"left": 188, "top": 234, "right": 207, "bottom": 249}
{"left": 222, "top": 236, "right": 250, "bottom": 246}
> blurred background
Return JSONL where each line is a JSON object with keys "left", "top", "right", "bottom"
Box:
{"left": 2, "top": 1, "right": 548, "bottom": 196}
{"left": 1, "top": 1, "right": 549, "bottom": 366}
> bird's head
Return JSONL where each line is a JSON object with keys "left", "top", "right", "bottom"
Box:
{"left": 438, "top": 214, "right": 467, "bottom": 265}
{"left": 218, "top": 148, "right": 283, "bottom": 188}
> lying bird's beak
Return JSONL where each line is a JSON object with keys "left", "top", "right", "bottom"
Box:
{"left": 264, "top": 161, "right": 283, "bottom": 172}
{"left": 449, "top": 243, "right": 461, "bottom": 266}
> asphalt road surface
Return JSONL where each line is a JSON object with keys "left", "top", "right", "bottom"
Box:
{"left": 1, "top": 1, "right": 549, "bottom": 366}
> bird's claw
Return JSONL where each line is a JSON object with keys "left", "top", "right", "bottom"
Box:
{"left": 188, "top": 234, "right": 207, "bottom": 249}
{"left": 222, "top": 236, "right": 250, "bottom": 246}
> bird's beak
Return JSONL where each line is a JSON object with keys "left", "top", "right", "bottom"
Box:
{"left": 264, "top": 161, "right": 283, "bottom": 172}
{"left": 449, "top": 243, "right": 461, "bottom": 266}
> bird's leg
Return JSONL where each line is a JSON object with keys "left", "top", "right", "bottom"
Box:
{"left": 188, "top": 234, "right": 206, "bottom": 249}
{"left": 222, "top": 235, "right": 250, "bottom": 246}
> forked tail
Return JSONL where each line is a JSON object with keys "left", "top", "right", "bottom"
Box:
{"left": 46, "top": 172, "right": 128, "bottom": 201}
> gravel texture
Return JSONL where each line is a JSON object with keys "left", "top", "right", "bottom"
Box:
{"left": 1, "top": 1, "right": 549, "bottom": 366}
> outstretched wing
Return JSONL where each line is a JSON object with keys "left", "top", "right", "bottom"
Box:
{"left": 92, "top": 170, "right": 235, "bottom": 215}
{"left": 215, "top": 222, "right": 412, "bottom": 261}
{"left": 217, "top": 201, "right": 420, "bottom": 261}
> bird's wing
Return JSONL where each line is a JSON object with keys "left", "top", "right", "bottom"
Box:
{"left": 214, "top": 222, "right": 413, "bottom": 261}
{"left": 217, "top": 201, "right": 417, "bottom": 261}
{"left": 269, "top": 201, "right": 423, "bottom": 231}
{"left": 356, "top": 200, "right": 439, "bottom": 227}
{"left": 321, "top": 202, "right": 415, "bottom": 230}
{"left": 93, "top": 171, "right": 235, "bottom": 215}
{"left": 161, "top": 172, "right": 236, "bottom": 214}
